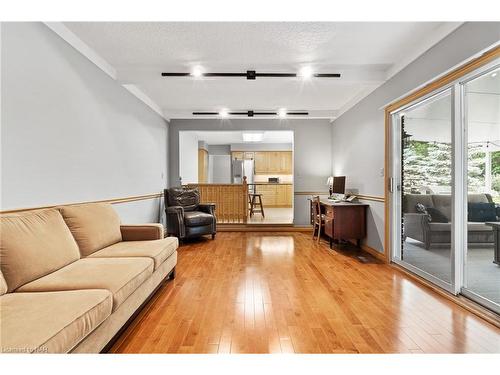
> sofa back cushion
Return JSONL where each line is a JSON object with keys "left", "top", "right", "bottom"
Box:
{"left": 468, "top": 202, "right": 497, "bottom": 222}
{"left": 0, "top": 209, "right": 80, "bottom": 292}
{"left": 0, "top": 270, "right": 7, "bottom": 295}
{"left": 59, "top": 203, "right": 122, "bottom": 256}
{"left": 403, "top": 194, "right": 435, "bottom": 214}
{"left": 431, "top": 195, "right": 452, "bottom": 222}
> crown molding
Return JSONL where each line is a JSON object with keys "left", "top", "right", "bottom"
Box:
{"left": 43, "top": 22, "right": 168, "bottom": 122}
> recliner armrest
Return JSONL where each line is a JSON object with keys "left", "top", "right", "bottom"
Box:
{"left": 198, "top": 203, "right": 216, "bottom": 215}
{"left": 120, "top": 224, "right": 164, "bottom": 241}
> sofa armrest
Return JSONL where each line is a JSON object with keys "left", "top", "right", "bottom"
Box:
{"left": 120, "top": 224, "right": 164, "bottom": 241}
{"left": 166, "top": 206, "right": 185, "bottom": 238}
{"left": 198, "top": 203, "right": 216, "bottom": 215}
{"left": 403, "top": 213, "right": 430, "bottom": 243}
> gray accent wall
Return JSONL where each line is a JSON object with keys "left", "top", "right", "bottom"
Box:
{"left": 1, "top": 23, "right": 169, "bottom": 223}
{"left": 169, "top": 119, "right": 332, "bottom": 225}
{"left": 331, "top": 22, "right": 500, "bottom": 253}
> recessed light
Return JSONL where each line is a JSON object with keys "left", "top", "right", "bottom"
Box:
{"left": 299, "top": 66, "right": 313, "bottom": 79}
{"left": 492, "top": 72, "right": 498, "bottom": 78}
{"left": 278, "top": 108, "right": 287, "bottom": 118}
{"left": 219, "top": 109, "right": 229, "bottom": 118}
{"left": 191, "top": 66, "right": 203, "bottom": 78}
{"left": 242, "top": 132, "right": 264, "bottom": 142}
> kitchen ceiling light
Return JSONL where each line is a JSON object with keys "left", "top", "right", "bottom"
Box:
{"left": 242, "top": 133, "right": 264, "bottom": 142}
{"left": 278, "top": 108, "right": 287, "bottom": 118}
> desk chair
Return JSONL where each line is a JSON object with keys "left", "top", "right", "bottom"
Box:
{"left": 312, "top": 196, "right": 325, "bottom": 242}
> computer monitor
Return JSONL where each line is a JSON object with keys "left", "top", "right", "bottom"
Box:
{"left": 332, "top": 176, "right": 346, "bottom": 194}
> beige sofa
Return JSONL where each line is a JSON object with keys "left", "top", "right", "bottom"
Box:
{"left": 0, "top": 203, "right": 178, "bottom": 353}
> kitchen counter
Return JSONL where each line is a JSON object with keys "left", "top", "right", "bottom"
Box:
{"left": 248, "top": 182, "right": 293, "bottom": 185}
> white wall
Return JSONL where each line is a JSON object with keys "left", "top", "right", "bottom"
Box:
{"left": 178, "top": 131, "right": 199, "bottom": 184}
{"left": 1, "top": 23, "right": 169, "bottom": 223}
{"left": 331, "top": 22, "right": 500, "bottom": 253}
{"left": 209, "top": 155, "right": 232, "bottom": 183}
{"left": 170, "top": 119, "right": 332, "bottom": 225}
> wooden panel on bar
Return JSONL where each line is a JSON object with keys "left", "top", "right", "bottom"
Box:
{"left": 186, "top": 178, "right": 248, "bottom": 224}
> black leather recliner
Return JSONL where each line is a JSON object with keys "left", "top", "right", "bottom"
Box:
{"left": 164, "top": 187, "right": 216, "bottom": 240}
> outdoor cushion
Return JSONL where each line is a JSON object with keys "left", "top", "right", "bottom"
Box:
{"left": 59, "top": 203, "right": 122, "bottom": 256}
{"left": 184, "top": 211, "right": 214, "bottom": 227}
{"left": 17, "top": 257, "right": 153, "bottom": 311}
{"left": 89, "top": 237, "right": 178, "bottom": 270}
{"left": 0, "top": 290, "right": 112, "bottom": 353}
{"left": 468, "top": 202, "right": 497, "bottom": 222}
{"left": 431, "top": 195, "right": 452, "bottom": 223}
{"left": 0, "top": 209, "right": 80, "bottom": 292}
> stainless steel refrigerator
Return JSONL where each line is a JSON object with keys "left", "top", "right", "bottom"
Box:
{"left": 232, "top": 159, "right": 254, "bottom": 185}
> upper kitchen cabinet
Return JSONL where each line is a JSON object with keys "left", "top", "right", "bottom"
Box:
{"left": 254, "top": 151, "right": 292, "bottom": 174}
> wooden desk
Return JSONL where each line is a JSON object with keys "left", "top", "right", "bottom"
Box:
{"left": 312, "top": 200, "right": 368, "bottom": 248}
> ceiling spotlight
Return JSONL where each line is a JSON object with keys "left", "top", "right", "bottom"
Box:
{"left": 191, "top": 66, "right": 203, "bottom": 78}
{"left": 278, "top": 108, "right": 287, "bottom": 118}
{"left": 299, "top": 67, "right": 313, "bottom": 79}
{"left": 492, "top": 72, "right": 498, "bottom": 78}
{"left": 219, "top": 109, "right": 229, "bottom": 118}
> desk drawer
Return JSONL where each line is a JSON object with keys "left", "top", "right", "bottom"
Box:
{"left": 325, "top": 206, "right": 334, "bottom": 218}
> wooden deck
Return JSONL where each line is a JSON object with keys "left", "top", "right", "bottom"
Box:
{"left": 110, "top": 232, "right": 500, "bottom": 353}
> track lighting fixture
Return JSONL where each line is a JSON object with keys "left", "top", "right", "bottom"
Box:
{"left": 162, "top": 69, "right": 340, "bottom": 80}
{"left": 192, "top": 110, "right": 309, "bottom": 117}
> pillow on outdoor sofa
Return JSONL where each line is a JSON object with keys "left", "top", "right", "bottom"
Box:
{"left": 468, "top": 202, "right": 497, "bottom": 222}
{"left": 415, "top": 203, "right": 448, "bottom": 223}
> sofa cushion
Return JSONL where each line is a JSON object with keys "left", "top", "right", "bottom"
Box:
{"left": 467, "top": 222, "right": 494, "bottom": 232}
{"left": 431, "top": 195, "right": 452, "bottom": 222}
{"left": 0, "top": 289, "right": 112, "bottom": 353}
{"left": 59, "top": 203, "right": 122, "bottom": 256}
{"left": 184, "top": 211, "right": 214, "bottom": 227}
{"left": 404, "top": 194, "right": 435, "bottom": 214}
{"left": 428, "top": 222, "right": 452, "bottom": 232}
{"left": 17, "top": 257, "right": 153, "bottom": 311}
{"left": 468, "top": 202, "right": 497, "bottom": 222}
{"left": 89, "top": 237, "right": 178, "bottom": 270}
{"left": 0, "top": 209, "right": 80, "bottom": 292}
{"left": 0, "top": 270, "right": 7, "bottom": 296}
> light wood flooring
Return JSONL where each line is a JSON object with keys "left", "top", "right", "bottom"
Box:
{"left": 111, "top": 232, "right": 500, "bottom": 353}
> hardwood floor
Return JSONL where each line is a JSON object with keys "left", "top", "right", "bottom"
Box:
{"left": 110, "top": 232, "right": 500, "bottom": 353}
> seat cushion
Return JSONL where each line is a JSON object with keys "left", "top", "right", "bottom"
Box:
{"left": 59, "top": 203, "right": 122, "bottom": 256}
{"left": 468, "top": 202, "right": 497, "bottom": 222}
{"left": 0, "top": 289, "right": 112, "bottom": 353}
{"left": 184, "top": 211, "right": 214, "bottom": 227}
{"left": 467, "top": 222, "right": 494, "bottom": 232}
{"left": 0, "top": 209, "right": 81, "bottom": 292}
{"left": 0, "top": 270, "right": 7, "bottom": 296}
{"left": 88, "top": 237, "right": 178, "bottom": 270}
{"left": 17, "top": 257, "right": 153, "bottom": 311}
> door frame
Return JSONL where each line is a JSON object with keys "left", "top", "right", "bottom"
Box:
{"left": 384, "top": 45, "right": 500, "bottom": 264}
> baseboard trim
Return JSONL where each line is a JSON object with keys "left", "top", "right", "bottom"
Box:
{"left": 360, "top": 244, "right": 387, "bottom": 262}
{"left": 218, "top": 224, "right": 312, "bottom": 232}
{"left": 391, "top": 263, "right": 500, "bottom": 329}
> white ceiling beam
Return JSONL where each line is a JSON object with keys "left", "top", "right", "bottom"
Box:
{"left": 43, "top": 22, "right": 169, "bottom": 121}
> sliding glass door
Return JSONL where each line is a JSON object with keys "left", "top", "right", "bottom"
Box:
{"left": 391, "top": 89, "right": 454, "bottom": 291}
{"left": 462, "top": 65, "right": 500, "bottom": 313}
{"left": 390, "top": 57, "right": 500, "bottom": 313}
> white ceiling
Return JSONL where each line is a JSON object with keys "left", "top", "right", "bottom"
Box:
{"left": 62, "top": 22, "right": 462, "bottom": 120}
{"left": 192, "top": 131, "right": 293, "bottom": 145}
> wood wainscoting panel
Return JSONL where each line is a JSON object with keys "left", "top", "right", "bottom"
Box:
{"left": 110, "top": 232, "right": 500, "bottom": 353}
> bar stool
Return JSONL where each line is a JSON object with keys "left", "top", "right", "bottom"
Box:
{"left": 249, "top": 193, "right": 265, "bottom": 217}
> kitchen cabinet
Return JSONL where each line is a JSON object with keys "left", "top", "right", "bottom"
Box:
{"left": 254, "top": 151, "right": 292, "bottom": 174}
{"left": 254, "top": 184, "right": 293, "bottom": 207}
{"left": 232, "top": 152, "right": 254, "bottom": 160}
{"left": 198, "top": 149, "right": 208, "bottom": 183}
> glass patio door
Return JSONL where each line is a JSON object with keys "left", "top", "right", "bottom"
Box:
{"left": 391, "top": 89, "right": 455, "bottom": 292}
{"left": 390, "top": 56, "right": 500, "bottom": 313}
{"left": 461, "top": 64, "right": 500, "bottom": 313}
